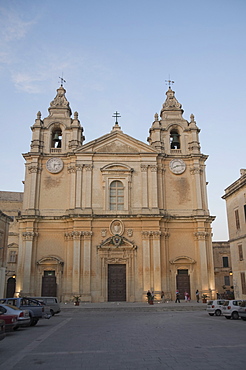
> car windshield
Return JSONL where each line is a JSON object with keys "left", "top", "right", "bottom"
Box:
{"left": 207, "top": 301, "right": 213, "bottom": 305}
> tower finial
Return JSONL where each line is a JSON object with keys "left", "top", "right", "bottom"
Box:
{"left": 165, "top": 76, "right": 174, "bottom": 88}
{"left": 59, "top": 75, "right": 66, "bottom": 87}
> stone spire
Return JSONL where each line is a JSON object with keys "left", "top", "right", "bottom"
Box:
{"left": 160, "top": 87, "right": 184, "bottom": 120}
{"left": 48, "top": 86, "right": 72, "bottom": 118}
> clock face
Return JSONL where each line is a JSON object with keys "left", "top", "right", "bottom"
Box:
{"left": 46, "top": 158, "right": 64, "bottom": 174}
{"left": 169, "top": 159, "right": 186, "bottom": 174}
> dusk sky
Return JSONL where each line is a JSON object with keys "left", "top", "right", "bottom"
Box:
{"left": 0, "top": 0, "right": 245, "bottom": 240}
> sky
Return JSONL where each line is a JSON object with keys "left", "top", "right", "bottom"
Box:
{"left": 0, "top": 0, "right": 245, "bottom": 241}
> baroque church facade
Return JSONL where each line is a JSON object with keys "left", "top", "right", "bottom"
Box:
{"left": 15, "top": 85, "right": 215, "bottom": 302}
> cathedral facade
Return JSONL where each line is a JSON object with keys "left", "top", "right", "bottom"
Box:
{"left": 15, "top": 85, "right": 215, "bottom": 302}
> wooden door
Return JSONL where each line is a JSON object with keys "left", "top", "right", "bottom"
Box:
{"left": 41, "top": 275, "right": 57, "bottom": 297}
{"left": 6, "top": 277, "right": 16, "bottom": 298}
{"left": 108, "top": 264, "right": 126, "bottom": 302}
{"left": 176, "top": 269, "right": 190, "bottom": 299}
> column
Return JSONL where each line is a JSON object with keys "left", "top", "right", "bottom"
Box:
{"left": 75, "top": 164, "right": 83, "bottom": 208}
{"left": 27, "top": 164, "right": 40, "bottom": 210}
{"left": 150, "top": 165, "right": 158, "bottom": 209}
{"left": 68, "top": 165, "right": 76, "bottom": 210}
{"left": 22, "top": 232, "right": 37, "bottom": 295}
{"left": 191, "top": 165, "right": 203, "bottom": 211}
{"left": 152, "top": 231, "right": 161, "bottom": 292}
{"left": 84, "top": 164, "right": 93, "bottom": 209}
{"left": 72, "top": 231, "right": 81, "bottom": 293}
{"left": 142, "top": 231, "right": 151, "bottom": 292}
{"left": 141, "top": 165, "right": 148, "bottom": 209}
{"left": 82, "top": 231, "right": 92, "bottom": 301}
{"left": 196, "top": 231, "right": 209, "bottom": 291}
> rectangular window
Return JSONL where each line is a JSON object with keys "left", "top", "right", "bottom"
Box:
{"left": 238, "top": 245, "right": 243, "bottom": 261}
{"left": 9, "top": 251, "right": 17, "bottom": 263}
{"left": 224, "top": 276, "right": 230, "bottom": 286}
{"left": 222, "top": 256, "right": 229, "bottom": 268}
{"left": 244, "top": 204, "right": 246, "bottom": 221}
{"left": 241, "top": 272, "right": 246, "bottom": 294}
{"left": 235, "top": 209, "right": 240, "bottom": 229}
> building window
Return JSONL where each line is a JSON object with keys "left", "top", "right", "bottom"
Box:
{"left": 241, "top": 272, "right": 246, "bottom": 294}
{"left": 110, "top": 181, "right": 124, "bottom": 210}
{"left": 235, "top": 209, "right": 240, "bottom": 230}
{"left": 224, "top": 276, "right": 230, "bottom": 286}
{"left": 222, "top": 256, "right": 229, "bottom": 268}
{"left": 244, "top": 204, "right": 246, "bottom": 222}
{"left": 238, "top": 244, "right": 243, "bottom": 261}
{"left": 9, "top": 251, "right": 17, "bottom": 263}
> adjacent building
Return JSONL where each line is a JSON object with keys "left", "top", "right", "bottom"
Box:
{"left": 222, "top": 169, "right": 246, "bottom": 299}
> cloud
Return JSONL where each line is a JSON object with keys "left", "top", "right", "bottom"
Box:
{"left": 0, "top": 7, "right": 35, "bottom": 42}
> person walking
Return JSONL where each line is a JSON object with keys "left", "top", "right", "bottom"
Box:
{"left": 175, "top": 290, "right": 180, "bottom": 303}
{"left": 161, "top": 291, "right": 165, "bottom": 303}
{"left": 196, "top": 289, "right": 200, "bottom": 303}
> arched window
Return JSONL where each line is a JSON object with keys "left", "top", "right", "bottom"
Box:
{"left": 170, "top": 129, "right": 180, "bottom": 149}
{"left": 110, "top": 181, "right": 124, "bottom": 210}
{"left": 52, "top": 128, "right": 62, "bottom": 148}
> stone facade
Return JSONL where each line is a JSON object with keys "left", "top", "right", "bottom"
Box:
{"left": 2, "top": 86, "right": 216, "bottom": 302}
{"left": 212, "top": 241, "right": 233, "bottom": 297}
{"left": 0, "top": 209, "right": 13, "bottom": 297}
{"left": 222, "top": 169, "right": 246, "bottom": 299}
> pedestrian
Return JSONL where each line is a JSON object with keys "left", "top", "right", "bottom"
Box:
{"left": 147, "top": 290, "right": 151, "bottom": 304}
{"left": 175, "top": 290, "right": 180, "bottom": 303}
{"left": 161, "top": 290, "right": 165, "bottom": 303}
{"left": 196, "top": 289, "right": 200, "bottom": 303}
{"left": 184, "top": 291, "right": 188, "bottom": 302}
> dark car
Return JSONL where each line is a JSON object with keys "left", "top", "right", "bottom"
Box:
{"left": 0, "top": 319, "right": 5, "bottom": 341}
{"left": 0, "top": 306, "right": 18, "bottom": 331}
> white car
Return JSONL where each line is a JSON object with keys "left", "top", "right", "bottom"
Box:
{"left": 0, "top": 304, "right": 30, "bottom": 329}
{"left": 207, "top": 299, "right": 225, "bottom": 316}
{"left": 222, "top": 300, "right": 243, "bottom": 320}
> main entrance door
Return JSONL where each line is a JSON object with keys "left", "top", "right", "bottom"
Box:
{"left": 176, "top": 269, "right": 190, "bottom": 299}
{"left": 108, "top": 264, "right": 126, "bottom": 302}
{"left": 41, "top": 271, "right": 57, "bottom": 297}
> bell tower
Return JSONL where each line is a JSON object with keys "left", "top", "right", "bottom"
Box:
{"left": 30, "top": 85, "right": 85, "bottom": 155}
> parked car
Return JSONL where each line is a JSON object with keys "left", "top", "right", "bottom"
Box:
{"left": 31, "top": 297, "right": 61, "bottom": 316}
{"left": 222, "top": 300, "right": 243, "bottom": 319}
{"left": 207, "top": 299, "right": 225, "bottom": 316}
{"left": 238, "top": 301, "right": 246, "bottom": 321}
{"left": 0, "top": 306, "right": 18, "bottom": 331}
{"left": 0, "top": 297, "right": 51, "bottom": 326}
{"left": 0, "top": 304, "right": 30, "bottom": 329}
{"left": 0, "top": 319, "right": 5, "bottom": 341}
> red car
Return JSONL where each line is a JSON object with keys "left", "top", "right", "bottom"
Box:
{"left": 0, "top": 306, "right": 18, "bottom": 331}
{"left": 0, "top": 319, "right": 5, "bottom": 341}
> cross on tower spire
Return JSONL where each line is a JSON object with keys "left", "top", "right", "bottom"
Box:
{"left": 112, "top": 111, "right": 121, "bottom": 124}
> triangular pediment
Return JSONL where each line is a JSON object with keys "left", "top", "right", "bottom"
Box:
{"left": 75, "top": 131, "right": 157, "bottom": 154}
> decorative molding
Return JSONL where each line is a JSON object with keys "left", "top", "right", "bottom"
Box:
{"left": 190, "top": 166, "right": 203, "bottom": 175}
{"left": 110, "top": 219, "right": 124, "bottom": 236}
{"left": 194, "top": 231, "right": 209, "bottom": 240}
{"left": 28, "top": 165, "right": 41, "bottom": 174}
{"left": 170, "top": 256, "right": 196, "bottom": 265}
{"left": 67, "top": 165, "right": 76, "bottom": 173}
{"left": 140, "top": 164, "right": 148, "bottom": 172}
{"left": 141, "top": 231, "right": 161, "bottom": 239}
{"left": 127, "top": 229, "right": 133, "bottom": 237}
{"left": 22, "top": 232, "right": 38, "bottom": 241}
